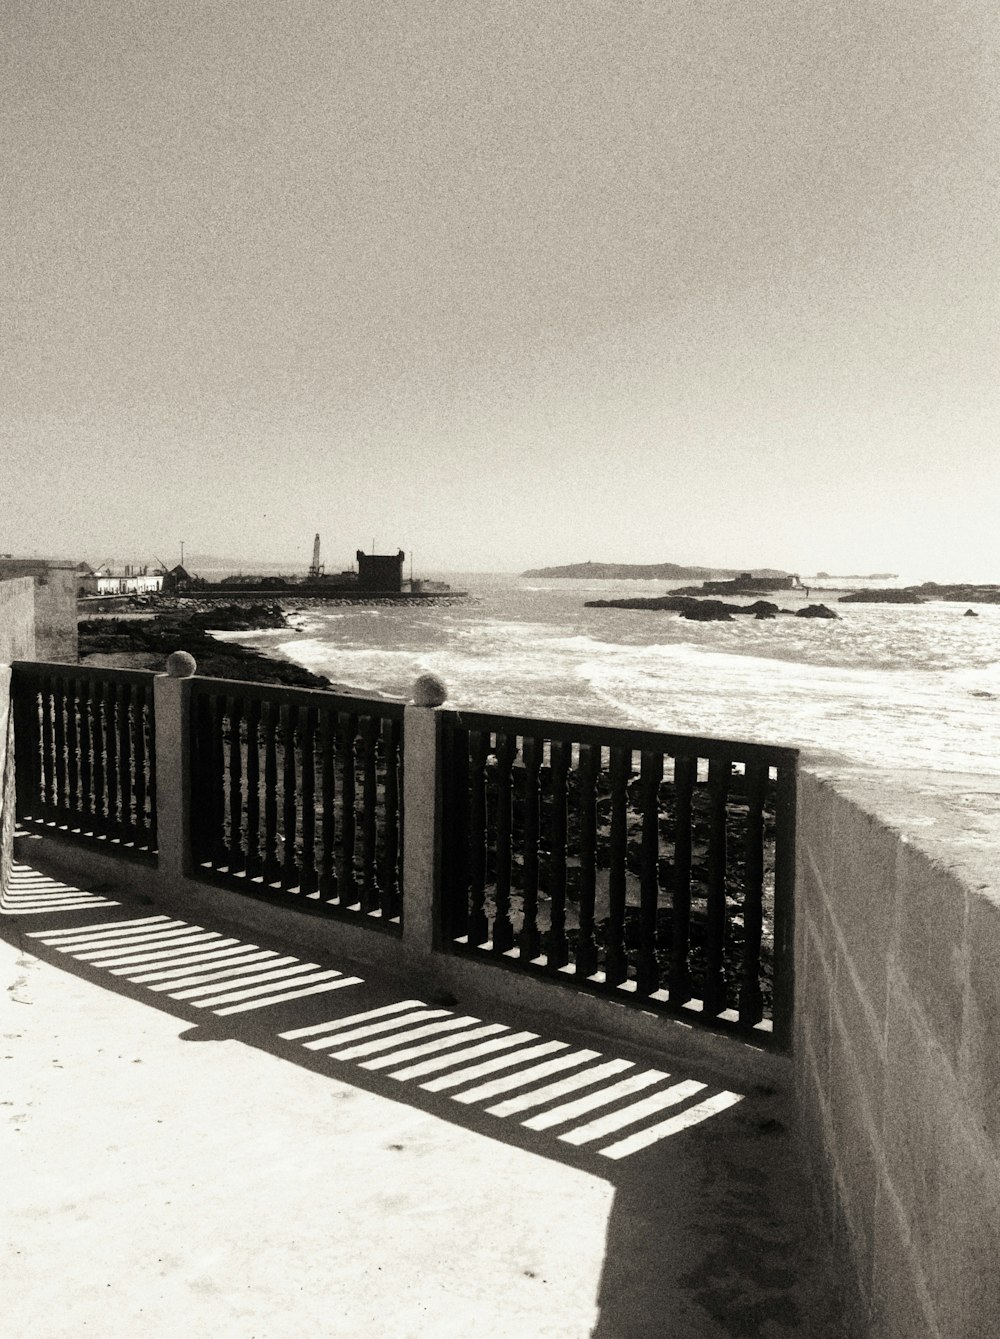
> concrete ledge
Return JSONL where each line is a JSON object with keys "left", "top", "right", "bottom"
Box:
{"left": 796, "top": 758, "right": 1000, "bottom": 1339}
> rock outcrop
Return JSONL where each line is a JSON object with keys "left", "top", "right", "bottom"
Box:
{"left": 585, "top": 596, "right": 783, "bottom": 621}
{"left": 840, "top": 584, "right": 1000, "bottom": 605}
{"left": 79, "top": 603, "right": 339, "bottom": 689}
{"left": 838, "top": 589, "right": 925, "bottom": 604}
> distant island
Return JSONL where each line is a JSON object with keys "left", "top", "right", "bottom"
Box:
{"left": 812, "top": 572, "right": 898, "bottom": 580}
{"left": 522, "top": 561, "right": 793, "bottom": 581}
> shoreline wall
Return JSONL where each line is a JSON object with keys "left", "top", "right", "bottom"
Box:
{"left": 795, "top": 761, "right": 1000, "bottom": 1338}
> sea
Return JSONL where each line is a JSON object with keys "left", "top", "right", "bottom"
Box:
{"left": 213, "top": 574, "right": 1000, "bottom": 777}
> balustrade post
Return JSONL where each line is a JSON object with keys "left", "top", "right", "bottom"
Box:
{"left": 402, "top": 673, "right": 447, "bottom": 955}
{"left": 152, "top": 651, "right": 196, "bottom": 887}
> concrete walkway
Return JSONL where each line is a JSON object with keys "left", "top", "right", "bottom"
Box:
{"left": 2, "top": 858, "right": 844, "bottom": 1338}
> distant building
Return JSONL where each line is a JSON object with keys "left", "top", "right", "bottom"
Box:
{"left": 356, "top": 550, "right": 405, "bottom": 593}
{"left": 76, "top": 562, "right": 98, "bottom": 597}
{"left": 160, "top": 564, "right": 194, "bottom": 594}
{"left": 90, "top": 564, "right": 164, "bottom": 595}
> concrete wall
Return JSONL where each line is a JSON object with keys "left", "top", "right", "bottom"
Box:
{"left": 0, "top": 560, "right": 77, "bottom": 662}
{"left": 796, "top": 759, "right": 1000, "bottom": 1338}
{"left": 0, "top": 578, "right": 37, "bottom": 663}
{"left": 0, "top": 667, "right": 14, "bottom": 904}
{"left": 0, "top": 578, "right": 34, "bottom": 899}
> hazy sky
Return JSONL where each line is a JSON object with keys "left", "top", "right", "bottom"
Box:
{"left": 4, "top": 1, "right": 998, "bottom": 577}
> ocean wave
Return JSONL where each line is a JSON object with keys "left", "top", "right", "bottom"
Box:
{"left": 250, "top": 577, "right": 1000, "bottom": 773}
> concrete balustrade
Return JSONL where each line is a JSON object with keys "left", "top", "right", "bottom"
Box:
{"left": 2, "top": 643, "right": 999, "bottom": 1337}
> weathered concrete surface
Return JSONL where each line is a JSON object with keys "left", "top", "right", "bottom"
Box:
{"left": 1, "top": 868, "right": 843, "bottom": 1339}
{"left": 1, "top": 936, "right": 612, "bottom": 1339}
{"left": 796, "top": 758, "right": 1000, "bottom": 1339}
{"left": 0, "top": 559, "right": 77, "bottom": 662}
{"left": 0, "top": 577, "right": 36, "bottom": 663}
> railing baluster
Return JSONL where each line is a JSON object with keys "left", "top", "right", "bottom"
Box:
{"left": 468, "top": 730, "right": 489, "bottom": 946}
{"left": 361, "top": 716, "right": 380, "bottom": 913}
{"left": 319, "top": 708, "right": 336, "bottom": 900}
{"left": 381, "top": 716, "right": 401, "bottom": 920}
{"left": 245, "top": 697, "right": 261, "bottom": 880}
{"left": 442, "top": 726, "right": 470, "bottom": 939}
{"left": 53, "top": 676, "right": 67, "bottom": 818}
{"left": 79, "top": 680, "right": 94, "bottom": 830}
{"left": 546, "top": 738, "right": 569, "bottom": 970}
{"left": 40, "top": 675, "right": 55, "bottom": 819}
{"left": 228, "top": 696, "right": 244, "bottom": 874}
{"left": 65, "top": 678, "right": 79, "bottom": 823}
{"left": 133, "top": 682, "right": 148, "bottom": 847}
{"left": 104, "top": 681, "right": 119, "bottom": 835}
{"left": 299, "top": 705, "right": 317, "bottom": 896}
{"left": 739, "top": 761, "right": 768, "bottom": 1026}
{"left": 637, "top": 750, "right": 663, "bottom": 995}
{"left": 119, "top": 682, "right": 134, "bottom": 844}
{"left": 605, "top": 745, "right": 630, "bottom": 986}
{"left": 145, "top": 682, "right": 157, "bottom": 850}
{"left": 338, "top": 712, "right": 358, "bottom": 906}
{"left": 669, "top": 754, "right": 695, "bottom": 1007}
{"left": 263, "top": 699, "right": 280, "bottom": 883}
{"left": 280, "top": 702, "right": 298, "bottom": 891}
{"left": 704, "top": 756, "right": 731, "bottom": 1015}
{"left": 491, "top": 731, "right": 516, "bottom": 953}
{"left": 209, "top": 694, "right": 227, "bottom": 865}
{"left": 519, "top": 734, "right": 541, "bottom": 961}
{"left": 575, "top": 741, "right": 598, "bottom": 977}
{"left": 90, "top": 679, "right": 106, "bottom": 832}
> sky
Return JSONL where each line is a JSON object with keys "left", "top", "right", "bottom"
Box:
{"left": 3, "top": 0, "right": 998, "bottom": 579}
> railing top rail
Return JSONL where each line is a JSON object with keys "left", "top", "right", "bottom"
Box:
{"left": 440, "top": 706, "right": 799, "bottom": 767}
{"left": 187, "top": 674, "right": 407, "bottom": 719}
{"left": 11, "top": 659, "right": 157, "bottom": 687}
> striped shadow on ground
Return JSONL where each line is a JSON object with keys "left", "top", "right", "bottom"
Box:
{"left": 25, "top": 915, "right": 363, "bottom": 1016}
{"left": 2, "top": 862, "right": 120, "bottom": 915}
{"left": 10, "top": 864, "right": 742, "bottom": 1162}
{"left": 279, "top": 1002, "right": 743, "bottom": 1162}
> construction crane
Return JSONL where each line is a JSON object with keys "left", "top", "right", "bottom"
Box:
{"left": 308, "top": 533, "right": 324, "bottom": 579}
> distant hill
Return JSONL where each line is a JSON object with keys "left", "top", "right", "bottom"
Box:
{"left": 521, "top": 561, "right": 792, "bottom": 581}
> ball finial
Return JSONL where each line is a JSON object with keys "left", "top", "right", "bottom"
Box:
{"left": 165, "top": 650, "right": 197, "bottom": 678}
{"left": 411, "top": 672, "right": 447, "bottom": 707}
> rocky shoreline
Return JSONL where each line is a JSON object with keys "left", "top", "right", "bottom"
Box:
{"left": 79, "top": 601, "right": 345, "bottom": 690}
{"left": 584, "top": 595, "right": 838, "bottom": 620}
{"left": 839, "top": 584, "right": 1000, "bottom": 604}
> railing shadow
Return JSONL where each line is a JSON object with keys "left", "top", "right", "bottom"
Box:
{"left": 2, "top": 846, "right": 840, "bottom": 1338}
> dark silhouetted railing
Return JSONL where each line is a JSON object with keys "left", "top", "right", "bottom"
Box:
{"left": 11, "top": 661, "right": 157, "bottom": 856}
{"left": 440, "top": 709, "right": 797, "bottom": 1045}
{"left": 9, "top": 659, "right": 799, "bottom": 1046}
{"left": 187, "top": 679, "right": 404, "bottom": 930}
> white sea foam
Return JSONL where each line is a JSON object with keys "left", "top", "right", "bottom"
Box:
{"left": 220, "top": 578, "right": 1000, "bottom": 775}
